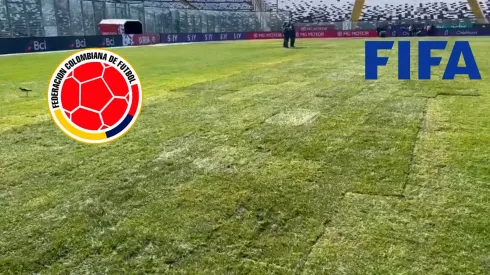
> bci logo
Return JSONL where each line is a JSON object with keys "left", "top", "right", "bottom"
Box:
{"left": 73, "top": 39, "right": 86, "bottom": 48}
{"left": 26, "top": 40, "right": 47, "bottom": 52}
{"left": 103, "top": 37, "right": 115, "bottom": 46}
{"left": 365, "top": 40, "right": 481, "bottom": 80}
{"left": 33, "top": 40, "right": 47, "bottom": 51}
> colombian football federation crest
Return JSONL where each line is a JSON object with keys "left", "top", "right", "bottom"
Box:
{"left": 47, "top": 49, "right": 143, "bottom": 144}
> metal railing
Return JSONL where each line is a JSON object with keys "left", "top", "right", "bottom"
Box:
{"left": 0, "top": 0, "right": 289, "bottom": 37}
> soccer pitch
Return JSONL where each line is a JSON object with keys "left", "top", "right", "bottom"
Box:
{"left": 1, "top": 38, "right": 490, "bottom": 274}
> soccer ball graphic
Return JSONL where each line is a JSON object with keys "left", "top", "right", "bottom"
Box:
{"left": 60, "top": 62, "right": 131, "bottom": 131}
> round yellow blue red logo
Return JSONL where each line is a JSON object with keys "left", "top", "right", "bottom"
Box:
{"left": 47, "top": 49, "right": 142, "bottom": 144}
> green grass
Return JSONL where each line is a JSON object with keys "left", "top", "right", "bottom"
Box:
{"left": 1, "top": 38, "right": 490, "bottom": 274}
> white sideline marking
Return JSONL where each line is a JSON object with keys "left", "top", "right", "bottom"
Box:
{"left": 0, "top": 42, "right": 193, "bottom": 57}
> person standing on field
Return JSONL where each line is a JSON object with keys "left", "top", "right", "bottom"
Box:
{"left": 282, "top": 21, "right": 290, "bottom": 48}
{"left": 289, "top": 22, "right": 296, "bottom": 48}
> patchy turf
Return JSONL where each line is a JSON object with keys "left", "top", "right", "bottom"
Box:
{"left": 1, "top": 38, "right": 490, "bottom": 274}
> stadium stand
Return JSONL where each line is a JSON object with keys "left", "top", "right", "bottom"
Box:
{"left": 480, "top": 0, "right": 490, "bottom": 17}
{"left": 0, "top": 0, "right": 189, "bottom": 37}
{"left": 189, "top": 0, "right": 253, "bottom": 11}
{"left": 0, "top": 0, "right": 44, "bottom": 37}
{"left": 145, "top": 0, "right": 189, "bottom": 9}
{"left": 265, "top": 0, "right": 489, "bottom": 23}
{"left": 268, "top": 0, "right": 354, "bottom": 22}
{"left": 0, "top": 0, "right": 488, "bottom": 37}
{"left": 360, "top": 0, "right": 477, "bottom": 21}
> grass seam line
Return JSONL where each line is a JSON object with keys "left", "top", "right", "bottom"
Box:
{"left": 293, "top": 194, "right": 352, "bottom": 275}
{"left": 294, "top": 215, "right": 333, "bottom": 275}
{"left": 402, "top": 98, "right": 429, "bottom": 192}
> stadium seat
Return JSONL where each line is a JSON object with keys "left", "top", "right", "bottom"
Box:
{"left": 263, "top": 0, "right": 486, "bottom": 23}
{"left": 188, "top": 0, "right": 253, "bottom": 11}
{"left": 0, "top": 0, "right": 43, "bottom": 37}
{"left": 0, "top": 0, "right": 487, "bottom": 37}
{"left": 124, "top": 0, "right": 188, "bottom": 9}
{"left": 479, "top": 0, "right": 490, "bottom": 17}
{"left": 360, "top": 0, "right": 476, "bottom": 21}
{"left": 267, "top": 0, "right": 354, "bottom": 22}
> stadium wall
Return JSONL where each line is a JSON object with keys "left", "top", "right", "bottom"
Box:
{"left": 386, "top": 27, "right": 490, "bottom": 37}
{"left": 0, "top": 30, "right": 377, "bottom": 55}
{"left": 0, "top": 35, "right": 123, "bottom": 55}
{"left": 2, "top": 28, "right": 490, "bottom": 55}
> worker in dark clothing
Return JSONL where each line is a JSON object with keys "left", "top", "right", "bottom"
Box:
{"left": 282, "top": 21, "right": 290, "bottom": 48}
{"left": 429, "top": 24, "right": 436, "bottom": 36}
{"left": 376, "top": 26, "right": 387, "bottom": 37}
{"left": 289, "top": 23, "right": 296, "bottom": 47}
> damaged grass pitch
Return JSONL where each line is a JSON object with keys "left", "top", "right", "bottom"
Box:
{"left": 1, "top": 38, "right": 490, "bottom": 274}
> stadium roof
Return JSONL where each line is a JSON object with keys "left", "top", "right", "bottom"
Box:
{"left": 98, "top": 19, "right": 141, "bottom": 25}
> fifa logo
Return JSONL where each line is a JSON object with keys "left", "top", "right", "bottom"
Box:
{"left": 365, "top": 40, "right": 481, "bottom": 80}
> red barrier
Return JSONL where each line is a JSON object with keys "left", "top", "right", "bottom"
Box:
{"left": 99, "top": 24, "right": 121, "bottom": 35}
{"left": 246, "top": 30, "right": 377, "bottom": 40}
{"left": 122, "top": 33, "right": 160, "bottom": 46}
